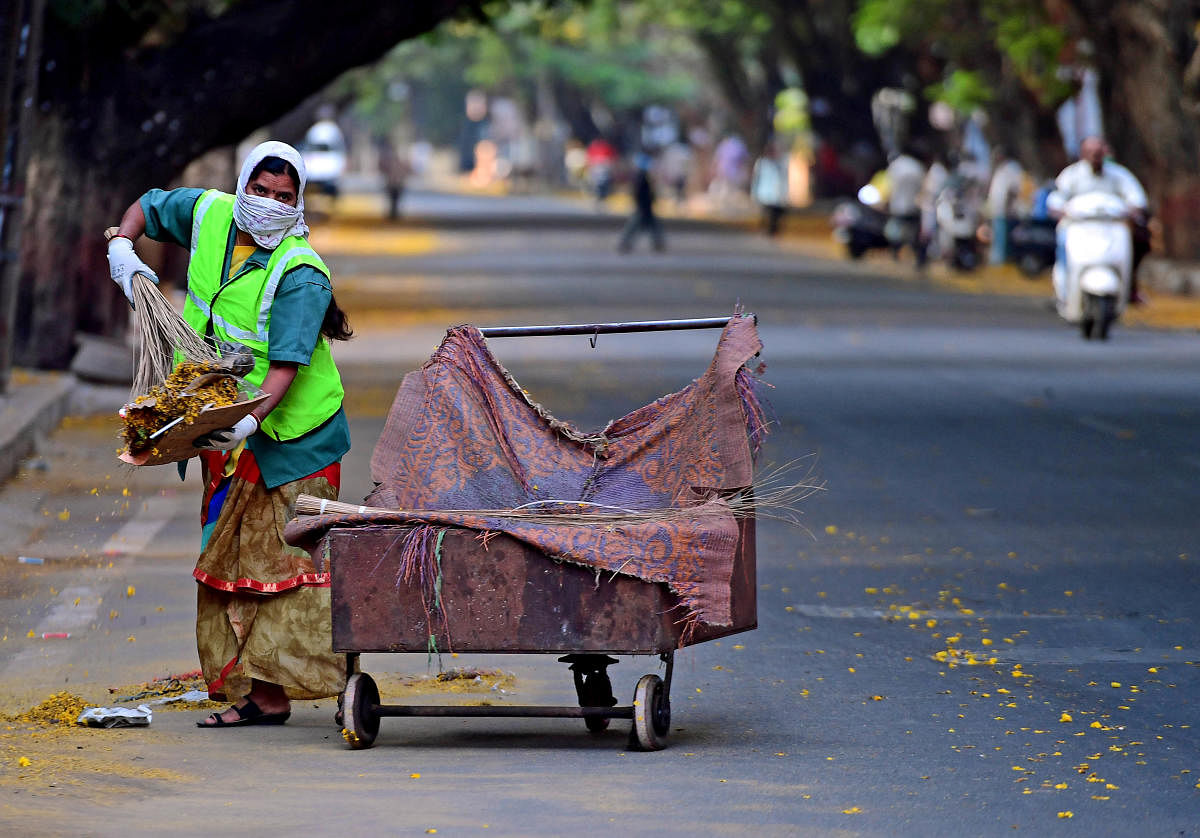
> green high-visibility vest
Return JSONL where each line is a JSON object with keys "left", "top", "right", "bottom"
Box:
{"left": 181, "top": 190, "right": 344, "bottom": 442}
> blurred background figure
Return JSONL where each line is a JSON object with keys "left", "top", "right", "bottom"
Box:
{"left": 709, "top": 133, "right": 749, "bottom": 210}
{"left": 378, "top": 139, "right": 411, "bottom": 220}
{"left": 919, "top": 150, "right": 949, "bottom": 262}
{"left": 617, "top": 152, "right": 665, "bottom": 253}
{"left": 750, "top": 139, "right": 789, "bottom": 237}
{"left": 934, "top": 151, "right": 986, "bottom": 271}
{"left": 658, "top": 139, "right": 693, "bottom": 209}
{"left": 986, "top": 147, "right": 1026, "bottom": 265}
{"left": 585, "top": 136, "right": 618, "bottom": 207}
{"left": 885, "top": 146, "right": 927, "bottom": 267}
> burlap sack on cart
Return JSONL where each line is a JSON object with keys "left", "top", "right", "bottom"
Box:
{"left": 285, "top": 315, "right": 766, "bottom": 628}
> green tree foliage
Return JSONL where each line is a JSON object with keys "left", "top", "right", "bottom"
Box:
{"left": 338, "top": 1, "right": 704, "bottom": 145}
{"left": 854, "top": 0, "right": 1070, "bottom": 114}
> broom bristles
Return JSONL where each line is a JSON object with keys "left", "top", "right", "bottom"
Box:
{"left": 130, "top": 273, "right": 221, "bottom": 397}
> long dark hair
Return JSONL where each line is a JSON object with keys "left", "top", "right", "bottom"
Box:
{"left": 251, "top": 156, "right": 351, "bottom": 341}
{"left": 322, "top": 296, "right": 353, "bottom": 341}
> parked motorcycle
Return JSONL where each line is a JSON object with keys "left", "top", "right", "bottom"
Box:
{"left": 1007, "top": 216, "right": 1058, "bottom": 276}
{"left": 934, "top": 187, "right": 982, "bottom": 271}
{"left": 831, "top": 185, "right": 889, "bottom": 259}
{"left": 1052, "top": 191, "right": 1132, "bottom": 341}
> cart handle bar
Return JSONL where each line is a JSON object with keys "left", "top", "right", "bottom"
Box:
{"left": 478, "top": 315, "right": 751, "bottom": 338}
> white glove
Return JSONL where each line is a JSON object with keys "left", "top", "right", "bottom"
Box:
{"left": 194, "top": 414, "right": 259, "bottom": 451}
{"left": 107, "top": 236, "right": 158, "bottom": 307}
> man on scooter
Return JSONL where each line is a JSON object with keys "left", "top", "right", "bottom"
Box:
{"left": 1048, "top": 136, "right": 1150, "bottom": 301}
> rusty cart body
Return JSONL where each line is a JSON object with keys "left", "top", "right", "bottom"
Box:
{"left": 325, "top": 317, "right": 758, "bottom": 750}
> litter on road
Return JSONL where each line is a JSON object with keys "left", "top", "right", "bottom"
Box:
{"left": 76, "top": 704, "right": 152, "bottom": 728}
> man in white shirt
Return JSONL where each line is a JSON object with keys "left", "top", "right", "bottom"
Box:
{"left": 1050, "top": 136, "right": 1147, "bottom": 214}
{"left": 886, "top": 148, "right": 928, "bottom": 266}
{"left": 1048, "top": 136, "right": 1150, "bottom": 300}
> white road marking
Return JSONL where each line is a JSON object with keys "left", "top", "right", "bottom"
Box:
{"left": 2, "top": 493, "right": 185, "bottom": 680}
{"left": 1076, "top": 415, "right": 1134, "bottom": 438}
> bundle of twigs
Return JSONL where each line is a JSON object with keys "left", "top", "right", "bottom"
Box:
{"left": 129, "top": 277, "right": 221, "bottom": 396}
{"left": 105, "top": 228, "right": 221, "bottom": 396}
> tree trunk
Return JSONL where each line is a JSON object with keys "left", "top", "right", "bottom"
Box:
{"left": 17, "top": 0, "right": 471, "bottom": 369}
{"left": 1069, "top": 0, "right": 1200, "bottom": 258}
{"left": 15, "top": 111, "right": 129, "bottom": 368}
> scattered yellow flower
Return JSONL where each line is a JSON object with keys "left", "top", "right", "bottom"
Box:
{"left": 1057, "top": 811, "right": 1074, "bottom": 819}
{"left": 824, "top": 525, "right": 838, "bottom": 535}
{"left": 410, "top": 773, "right": 421, "bottom": 779}
{"left": 1054, "top": 782, "right": 1068, "bottom": 789}
{"left": 1060, "top": 712, "right": 1073, "bottom": 723}
{"left": 18, "top": 757, "right": 31, "bottom": 767}
{"left": 126, "top": 586, "right": 136, "bottom": 598}
{"left": 57, "top": 509, "right": 70, "bottom": 521}
{"left": 842, "top": 806, "right": 862, "bottom": 814}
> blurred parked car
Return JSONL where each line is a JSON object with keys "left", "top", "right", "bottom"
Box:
{"left": 300, "top": 120, "right": 347, "bottom": 198}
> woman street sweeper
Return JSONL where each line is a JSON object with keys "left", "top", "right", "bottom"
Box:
{"left": 107, "top": 141, "right": 353, "bottom": 727}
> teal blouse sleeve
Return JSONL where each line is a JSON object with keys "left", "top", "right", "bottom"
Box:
{"left": 268, "top": 265, "right": 332, "bottom": 364}
{"left": 140, "top": 187, "right": 206, "bottom": 248}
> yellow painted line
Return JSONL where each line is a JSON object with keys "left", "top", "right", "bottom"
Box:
{"left": 308, "top": 224, "right": 442, "bottom": 257}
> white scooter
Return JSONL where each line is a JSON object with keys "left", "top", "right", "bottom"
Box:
{"left": 1052, "top": 191, "right": 1132, "bottom": 341}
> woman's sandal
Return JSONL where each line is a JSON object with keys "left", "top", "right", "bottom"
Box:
{"left": 196, "top": 697, "right": 291, "bottom": 728}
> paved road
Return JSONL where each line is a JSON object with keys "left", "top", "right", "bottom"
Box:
{"left": 1, "top": 189, "right": 1198, "bottom": 836}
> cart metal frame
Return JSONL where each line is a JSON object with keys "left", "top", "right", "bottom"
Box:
{"left": 332, "top": 316, "right": 755, "bottom": 751}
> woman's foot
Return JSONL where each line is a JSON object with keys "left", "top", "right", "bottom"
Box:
{"left": 197, "top": 680, "right": 290, "bottom": 727}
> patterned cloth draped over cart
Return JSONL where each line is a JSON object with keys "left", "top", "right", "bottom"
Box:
{"left": 284, "top": 314, "right": 767, "bottom": 628}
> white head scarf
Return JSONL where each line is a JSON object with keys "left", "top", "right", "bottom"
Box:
{"left": 233, "top": 141, "right": 309, "bottom": 249}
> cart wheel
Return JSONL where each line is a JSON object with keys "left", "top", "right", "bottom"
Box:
{"left": 561, "top": 653, "right": 618, "bottom": 735}
{"left": 632, "top": 674, "right": 670, "bottom": 751}
{"left": 341, "top": 672, "right": 380, "bottom": 750}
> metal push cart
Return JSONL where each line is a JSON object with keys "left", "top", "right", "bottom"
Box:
{"left": 325, "top": 317, "right": 758, "bottom": 750}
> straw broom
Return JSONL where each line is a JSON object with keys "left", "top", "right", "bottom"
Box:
{"left": 106, "top": 228, "right": 221, "bottom": 396}
{"left": 293, "top": 460, "right": 822, "bottom": 527}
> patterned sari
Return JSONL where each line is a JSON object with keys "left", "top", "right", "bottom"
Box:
{"left": 194, "top": 447, "right": 344, "bottom": 701}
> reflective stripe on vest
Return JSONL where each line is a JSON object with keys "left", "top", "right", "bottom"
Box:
{"left": 182, "top": 190, "right": 343, "bottom": 441}
{"left": 184, "top": 245, "right": 319, "bottom": 344}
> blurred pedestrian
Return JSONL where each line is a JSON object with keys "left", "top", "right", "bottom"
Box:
{"left": 106, "top": 141, "right": 354, "bottom": 728}
{"left": 379, "top": 140, "right": 410, "bottom": 221}
{"left": 750, "top": 139, "right": 789, "bottom": 236}
{"left": 618, "top": 153, "right": 665, "bottom": 253}
{"left": 709, "top": 133, "right": 749, "bottom": 208}
{"left": 885, "top": 146, "right": 927, "bottom": 267}
{"left": 986, "top": 147, "right": 1024, "bottom": 264}
{"left": 919, "top": 151, "right": 949, "bottom": 260}
{"left": 659, "top": 140, "right": 693, "bottom": 208}
{"left": 586, "top": 137, "right": 618, "bottom": 207}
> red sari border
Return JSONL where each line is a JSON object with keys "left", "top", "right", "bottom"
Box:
{"left": 194, "top": 567, "right": 331, "bottom": 593}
